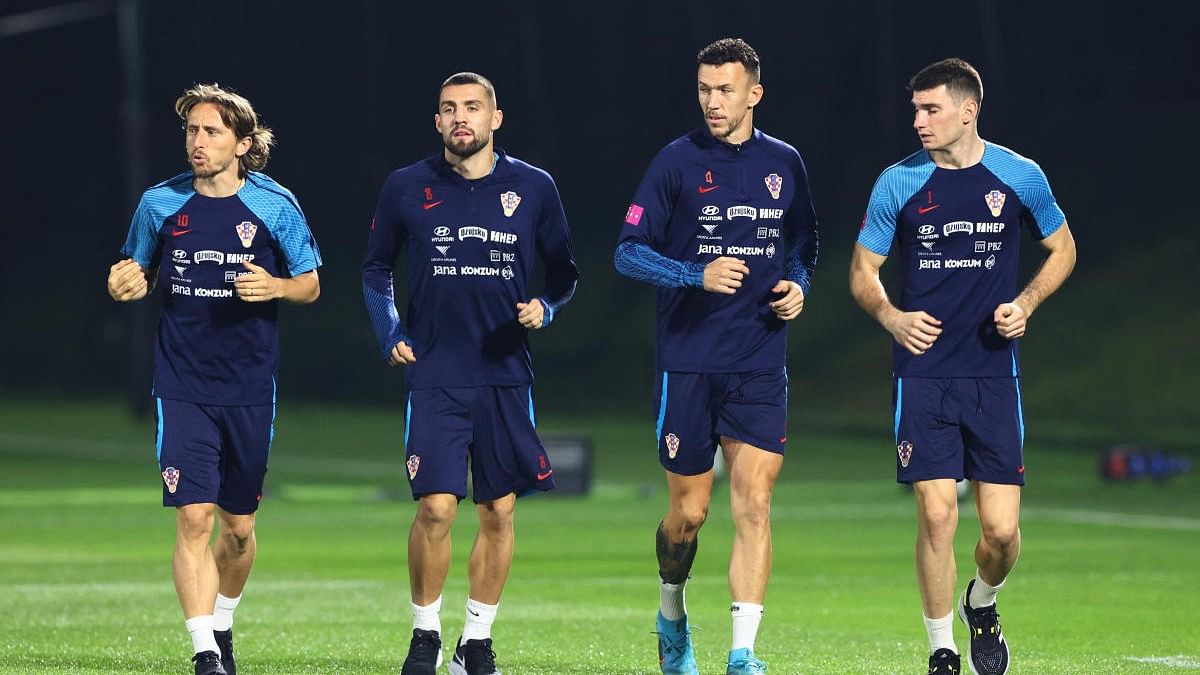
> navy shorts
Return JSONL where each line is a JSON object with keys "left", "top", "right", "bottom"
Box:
{"left": 654, "top": 368, "right": 788, "bottom": 476}
{"left": 893, "top": 377, "right": 1025, "bottom": 486}
{"left": 155, "top": 398, "right": 275, "bottom": 514}
{"left": 403, "top": 385, "right": 553, "bottom": 503}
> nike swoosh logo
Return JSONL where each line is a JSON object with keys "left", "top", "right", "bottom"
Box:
{"left": 536, "top": 470, "right": 553, "bottom": 481}
{"left": 171, "top": 228, "right": 192, "bottom": 237}
{"left": 917, "top": 205, "right": 940, "bottom": 215}
{"left": 467, "top": 609, "right": 480, "bottom": 617}
{"left": 423, "top": 201, "right": 444, "bottom": 210}
{"left": 697, "top": 185, "right": 720, "bottom": 194}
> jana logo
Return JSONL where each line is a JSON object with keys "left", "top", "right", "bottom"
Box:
{"left": 702, "top": 205, "right": 720, "bottom": 216}
{"left": 434, "top": 226, "right": 450, "bottom": 237}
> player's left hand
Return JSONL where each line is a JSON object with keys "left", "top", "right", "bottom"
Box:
{"left": 769, "top": 280, "right": 805, "bottom": 320}
{"left": 234, "top": 261, "right": 281, "bottom": 302}
{"left": 517, "top": 298, "right": 546, "bottom": 329}
{"left": 994, "top": 302, "right": 1027, "bottom": 339}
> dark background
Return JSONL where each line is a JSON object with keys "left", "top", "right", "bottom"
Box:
{"left": 2, "top": 1, "right": 1197, "bottom": 438}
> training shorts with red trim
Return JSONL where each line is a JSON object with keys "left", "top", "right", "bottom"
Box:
{"left": 403, "top": 385, "right": 554, "bottom": 503}
{"left": 653, "top": 368, "right": 788, "bottom": 476}
{"left": 893, "top": 376, "right": 1025, "bottom": 485}
{"left": 155, "top": 397, "right": 275, "bottom": 514}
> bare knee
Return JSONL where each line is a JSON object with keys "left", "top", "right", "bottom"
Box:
{"left": 477, "top": 495, "right": 516, "bottom": 534}
{"left": 731, "top": 489, "right": 772, "bottom": 531}
{"left": 415, "top": 495, "right": 458, "bottom": 536}
{"left": 218, "top": 514, "right": 256, "bottom": 553}
{"left": 981, "top": 521, "right": 1020, "bottom": 552}
{"left": 177, "top": 504, "right": 215, "bottom": 542}
{"left": 917, "top": 498, "right": 959, "bottom": 539}
{"left": 670, "top": 502, "right": 709, "bottom": 537}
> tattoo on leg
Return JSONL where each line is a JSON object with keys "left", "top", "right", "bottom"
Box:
{"left": 656, "top": 520, "right": 698, "bottom": 584}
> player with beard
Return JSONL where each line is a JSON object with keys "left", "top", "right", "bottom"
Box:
{"left": 362, "top": 72, "right": 579, "bottom": 675}
{"left": 107, "top": 83, "right": 321, "bottom": 675}
{"left": 615, "top": 39, "right": 818, "bottom": 674}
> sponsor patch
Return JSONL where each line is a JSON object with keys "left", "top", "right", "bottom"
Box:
{"left": 625, "top": 203, "right": 644, "bottom": 226}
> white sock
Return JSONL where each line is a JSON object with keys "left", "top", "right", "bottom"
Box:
{"left": 659, "top": 581, "right": 687, "bottom": 621}
{"left": 462, "top": 598, "right": 498, "bottom": 642}
{"left": 213, "top": 593, "right": 241, "bottom": 632}
{"left": 730, "top": 602, "right": 764, "bottom": 652}
{"left": 186, "top": 615, "right": 219, "bottom": 655}
{"left": 969, "top": 573, "right": 1004, "bottom": 608}
{"left": 412, "top": 595, "right": 442, "bottom": 634}
{"left": 923, "top": 612, "right": 956, "bottom": 654}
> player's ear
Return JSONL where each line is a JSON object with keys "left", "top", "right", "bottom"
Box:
{"left": 434, "top": 114, "right": 442, "bottom": 132}
{"left": 235, "top": 136, "right": 252, "bottom": 158}
{"left": 492, "top": 108, "right": 503, "bottom": 131}
{"left": 961, "top": 99, "right": 979, "bottom": 125}
{"left": 748, "top": 82, "right": 763, "bottom": 109}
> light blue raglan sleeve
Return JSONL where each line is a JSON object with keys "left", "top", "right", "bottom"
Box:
{"left": 857, "top": 170, "right": 902, "bottom": 256}
{"left": 270, "top": 201, "right": 322, "bottom": 275}
{"left": 120, "top": 196, "right": 161, "bottom": 267}
{"left": 984, "top": 149, "right": 1066, "bottom": 238}
{"left": 241, "top": 175, "right": 322, "bottom": 276}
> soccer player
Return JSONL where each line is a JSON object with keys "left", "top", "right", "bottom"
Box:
{"left": 849, "top": 58, "right": 1076, "bottom": 675}
{"left": 614, "top": 38, "right": 819, "bottom": 675}
{"left": 107, "top": 84, "right": 322, "bottom": 675}
{"left": 362, "top": 72, "right": 579, "bottom": 675}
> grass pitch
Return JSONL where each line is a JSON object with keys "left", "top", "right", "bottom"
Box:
{"left": 1, "top": 399, "right": 1197, "bottom": 673}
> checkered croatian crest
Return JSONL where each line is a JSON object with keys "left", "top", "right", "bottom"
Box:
{"left": 235, "top": 221, "right": 257, "bottom": 248}
{"left": 764, "top": 173, "right": 783, "bottom": 200}
{"left": 665, "top": 432, "right": 680, "bottom": 459}
{"left": 500, "top": 191, "right": 522, "bottom": 217}
{"left": 406, "top": 455, "right": 421, "bottom": 480}
{"left": 162, "top": 466, "right": 180, "bottom": 494}
{"left": 984, "top": 190, "right": 1006, "bottom": 217}
{"left": 896, "top": 441, "right": 913, "bottom": 468}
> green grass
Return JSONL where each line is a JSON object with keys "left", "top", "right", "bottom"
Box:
{"left": 1, "top": 399, "right": 1198, "bottom": 673}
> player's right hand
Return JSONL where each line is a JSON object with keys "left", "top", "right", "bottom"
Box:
{"left": 886, "top": 310, "right": 942, "bottom": 355}
{"left": 107, "top": 258, "right": 149, "bottom": 302}
{"left": 388, "top": 341, "right": 416, "bottom": 367}
{"left": 702, "top": 256, "right": 750, "bottom": 295}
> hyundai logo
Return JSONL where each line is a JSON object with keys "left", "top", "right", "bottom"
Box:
{"left": 434, "top": 226, "right": 450, "bottom": 237}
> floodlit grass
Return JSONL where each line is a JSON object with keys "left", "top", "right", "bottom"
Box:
{"left": 1, "top": 399, "right": 1197, "bottom": 673}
